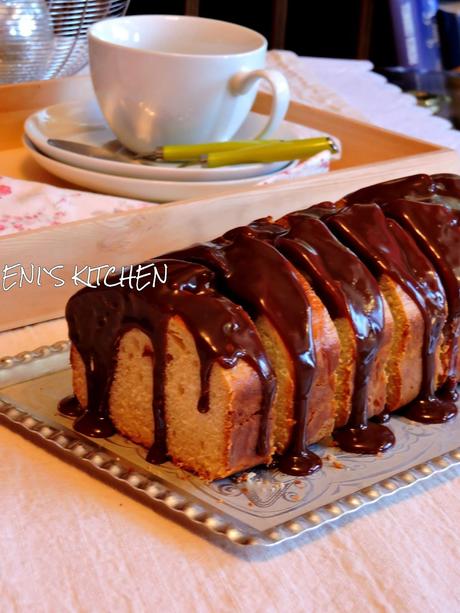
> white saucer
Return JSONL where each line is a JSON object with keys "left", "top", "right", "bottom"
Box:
{"left": 24, "top": 136, "right": 302, "bottom": 202}
{"left": 24, "top": 100, "right": 321, "bottom": 183}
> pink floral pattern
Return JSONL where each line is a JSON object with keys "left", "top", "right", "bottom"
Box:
{"left": 0, "top": 177, "right": 153, "bottom": 236}
{"left": 0, "top": 184, "right": 12, "bottom": 197}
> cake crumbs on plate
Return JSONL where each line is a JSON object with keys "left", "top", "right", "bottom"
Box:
{"left": 234, "top": 471, "right": 257, "bottom": 483}
{"left": 175, "top": 467, "right": 194, "bottom": 481}
{"left": 324, "top": 453, "right": 346, "bottom": 469}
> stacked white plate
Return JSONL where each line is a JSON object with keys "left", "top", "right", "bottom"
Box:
{"left": 24, "top": 100, "right": 334, "bottom": 202}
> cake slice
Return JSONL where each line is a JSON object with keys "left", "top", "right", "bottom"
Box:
{"left": 173, "top": 228, "right": 340, "bottom": 475}
{"left": 231, "top": 215, "right": 396, "bottom": 453}
{"left": 381, "top": 198, "right": 460, "bottom": 404}
{"left": 296, "top": 202, "right": 431, "bottom": 412}
{"left": 432, "top": 174, "right": 460, "bottom": 379}
{"left": 343, "top": 174, "right": 460, "bottom": 389}
{"left": 275, "top": 214, "right": 394, "bottom": 430}
{"left": 327, "top": 203, "right": 451, "bottom": 422}
{"left": 66, "top": 259, "right": 276, "bottom": 481}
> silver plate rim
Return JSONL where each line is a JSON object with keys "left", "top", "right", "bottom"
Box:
{"left": 1, "top": 341, "right": 459, "bottom": 547}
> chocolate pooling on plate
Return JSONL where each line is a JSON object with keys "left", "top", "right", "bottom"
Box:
{"left": 58, "top": 394, "right": 84, "bottom": 418}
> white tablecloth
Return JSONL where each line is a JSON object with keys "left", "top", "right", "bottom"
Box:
{"left": 1, "top": 54, "right": 460, "bottom": 612}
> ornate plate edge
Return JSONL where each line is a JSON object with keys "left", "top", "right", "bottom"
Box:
{"left": 1, "top": 342, "right": 460, "bottom": 548}
{"left": 0, "top": 340, "right": 70, "bottom": 370}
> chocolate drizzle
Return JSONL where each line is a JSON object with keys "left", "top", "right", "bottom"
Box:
{"left": 345, "top": 174, "right": 459, "bottom": 412}
{"left": 65, "top": 260, "right": 276, "bottom": 462}
{"left": 380, "top": 198, "right": 459, "bottom": 411}
{"left": 175, "top": 228, "right": 323, "bottom": 476}
{"left": 343, "top": 174, "right": 436, "bottom": 206}
{"left": 66, "top": 288, "right": 125, "bottom": 438}
{"left": 327, "top": 202, "right": 454, "bottom": 423}
{"left": 345, "top": 172, "right": 460, "bottom": 213}
{"left": 274, "top": 213, "right": 395, "bottom": 453}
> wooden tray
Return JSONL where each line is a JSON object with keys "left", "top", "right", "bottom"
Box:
{"left": 1, "top": 76, "right": 459, "bottom": 332}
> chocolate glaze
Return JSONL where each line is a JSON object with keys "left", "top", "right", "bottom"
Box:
{"left": 343, "top": 174, "right": 436, "bottom": 206}
{"left": 297, "top": 201, "right": 341, "bottom": 220}
{"left": 62, "top": 173, "right": 460, "bottom": 480}
{"left": 66, "top": 286, "right": 124, "bottom": 438}
{"left": 372, "top": 410, "right": 390, "bottom": 424}
{"left": 275, "top": 213, "right": 395, "bottom": 453}
{"left": 432, "top": 174, "right": 460, "bottom": 195}
{"left": 344, "top": 173, "right": 460, "bottom": 405}
{"left": 65, "top": 259, "right": 276, "bottom": 462}
{"left": 58, "top": 394, "right": 84, "bottom": 418}
{"left": 325, "top": 203, "right": 453, "bottom": 423}
{"left": 432, "top": 174, "right": 460, "bottom": 210}
{"left": 344, "top": 172, "right": 460, "bottom": 213}
{"left": 174, "top": 228, "right": 323, "bottom": 476}
{"left": 381, "top": 198, "right": 460, "bottom": 408}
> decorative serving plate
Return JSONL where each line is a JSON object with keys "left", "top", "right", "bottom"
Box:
{"left": 1, "top": 343, "right": 459, "bottom": 547}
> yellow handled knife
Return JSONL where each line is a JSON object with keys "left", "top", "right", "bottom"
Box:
{"left": 203, "top": 137, "right": 337, "bottom": 168}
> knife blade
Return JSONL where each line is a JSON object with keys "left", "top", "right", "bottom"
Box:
{"left": 47, "top": 139, "right": 150, "bottom": 164}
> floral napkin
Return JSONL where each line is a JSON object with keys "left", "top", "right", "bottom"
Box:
{"left": 0, "top": 176, "right": 153, "bottom": 237}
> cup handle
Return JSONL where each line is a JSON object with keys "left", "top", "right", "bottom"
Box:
{"left": 229, "top": 68, "right": 290, "bottom": 139}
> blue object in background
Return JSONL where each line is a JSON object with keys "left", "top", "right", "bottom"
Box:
{"left": 389, "top": 0, "right": 420, "bottom": 67}
{"left": 390, "top": 0, "right": 442, "bottom": 69}
{"left": 438, "top": 1, "right": 460, "bottom": 69}
{"left": 417, "top": 0, "right": 442, "bottom": 69}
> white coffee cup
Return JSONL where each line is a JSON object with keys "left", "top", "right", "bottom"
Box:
{"left": 88, "top": 15, "right": 290, "bottom": 154}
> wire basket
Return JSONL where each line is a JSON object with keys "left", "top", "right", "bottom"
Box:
{"left": 0, "top": 0, "right": 130, "bottom": 84}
